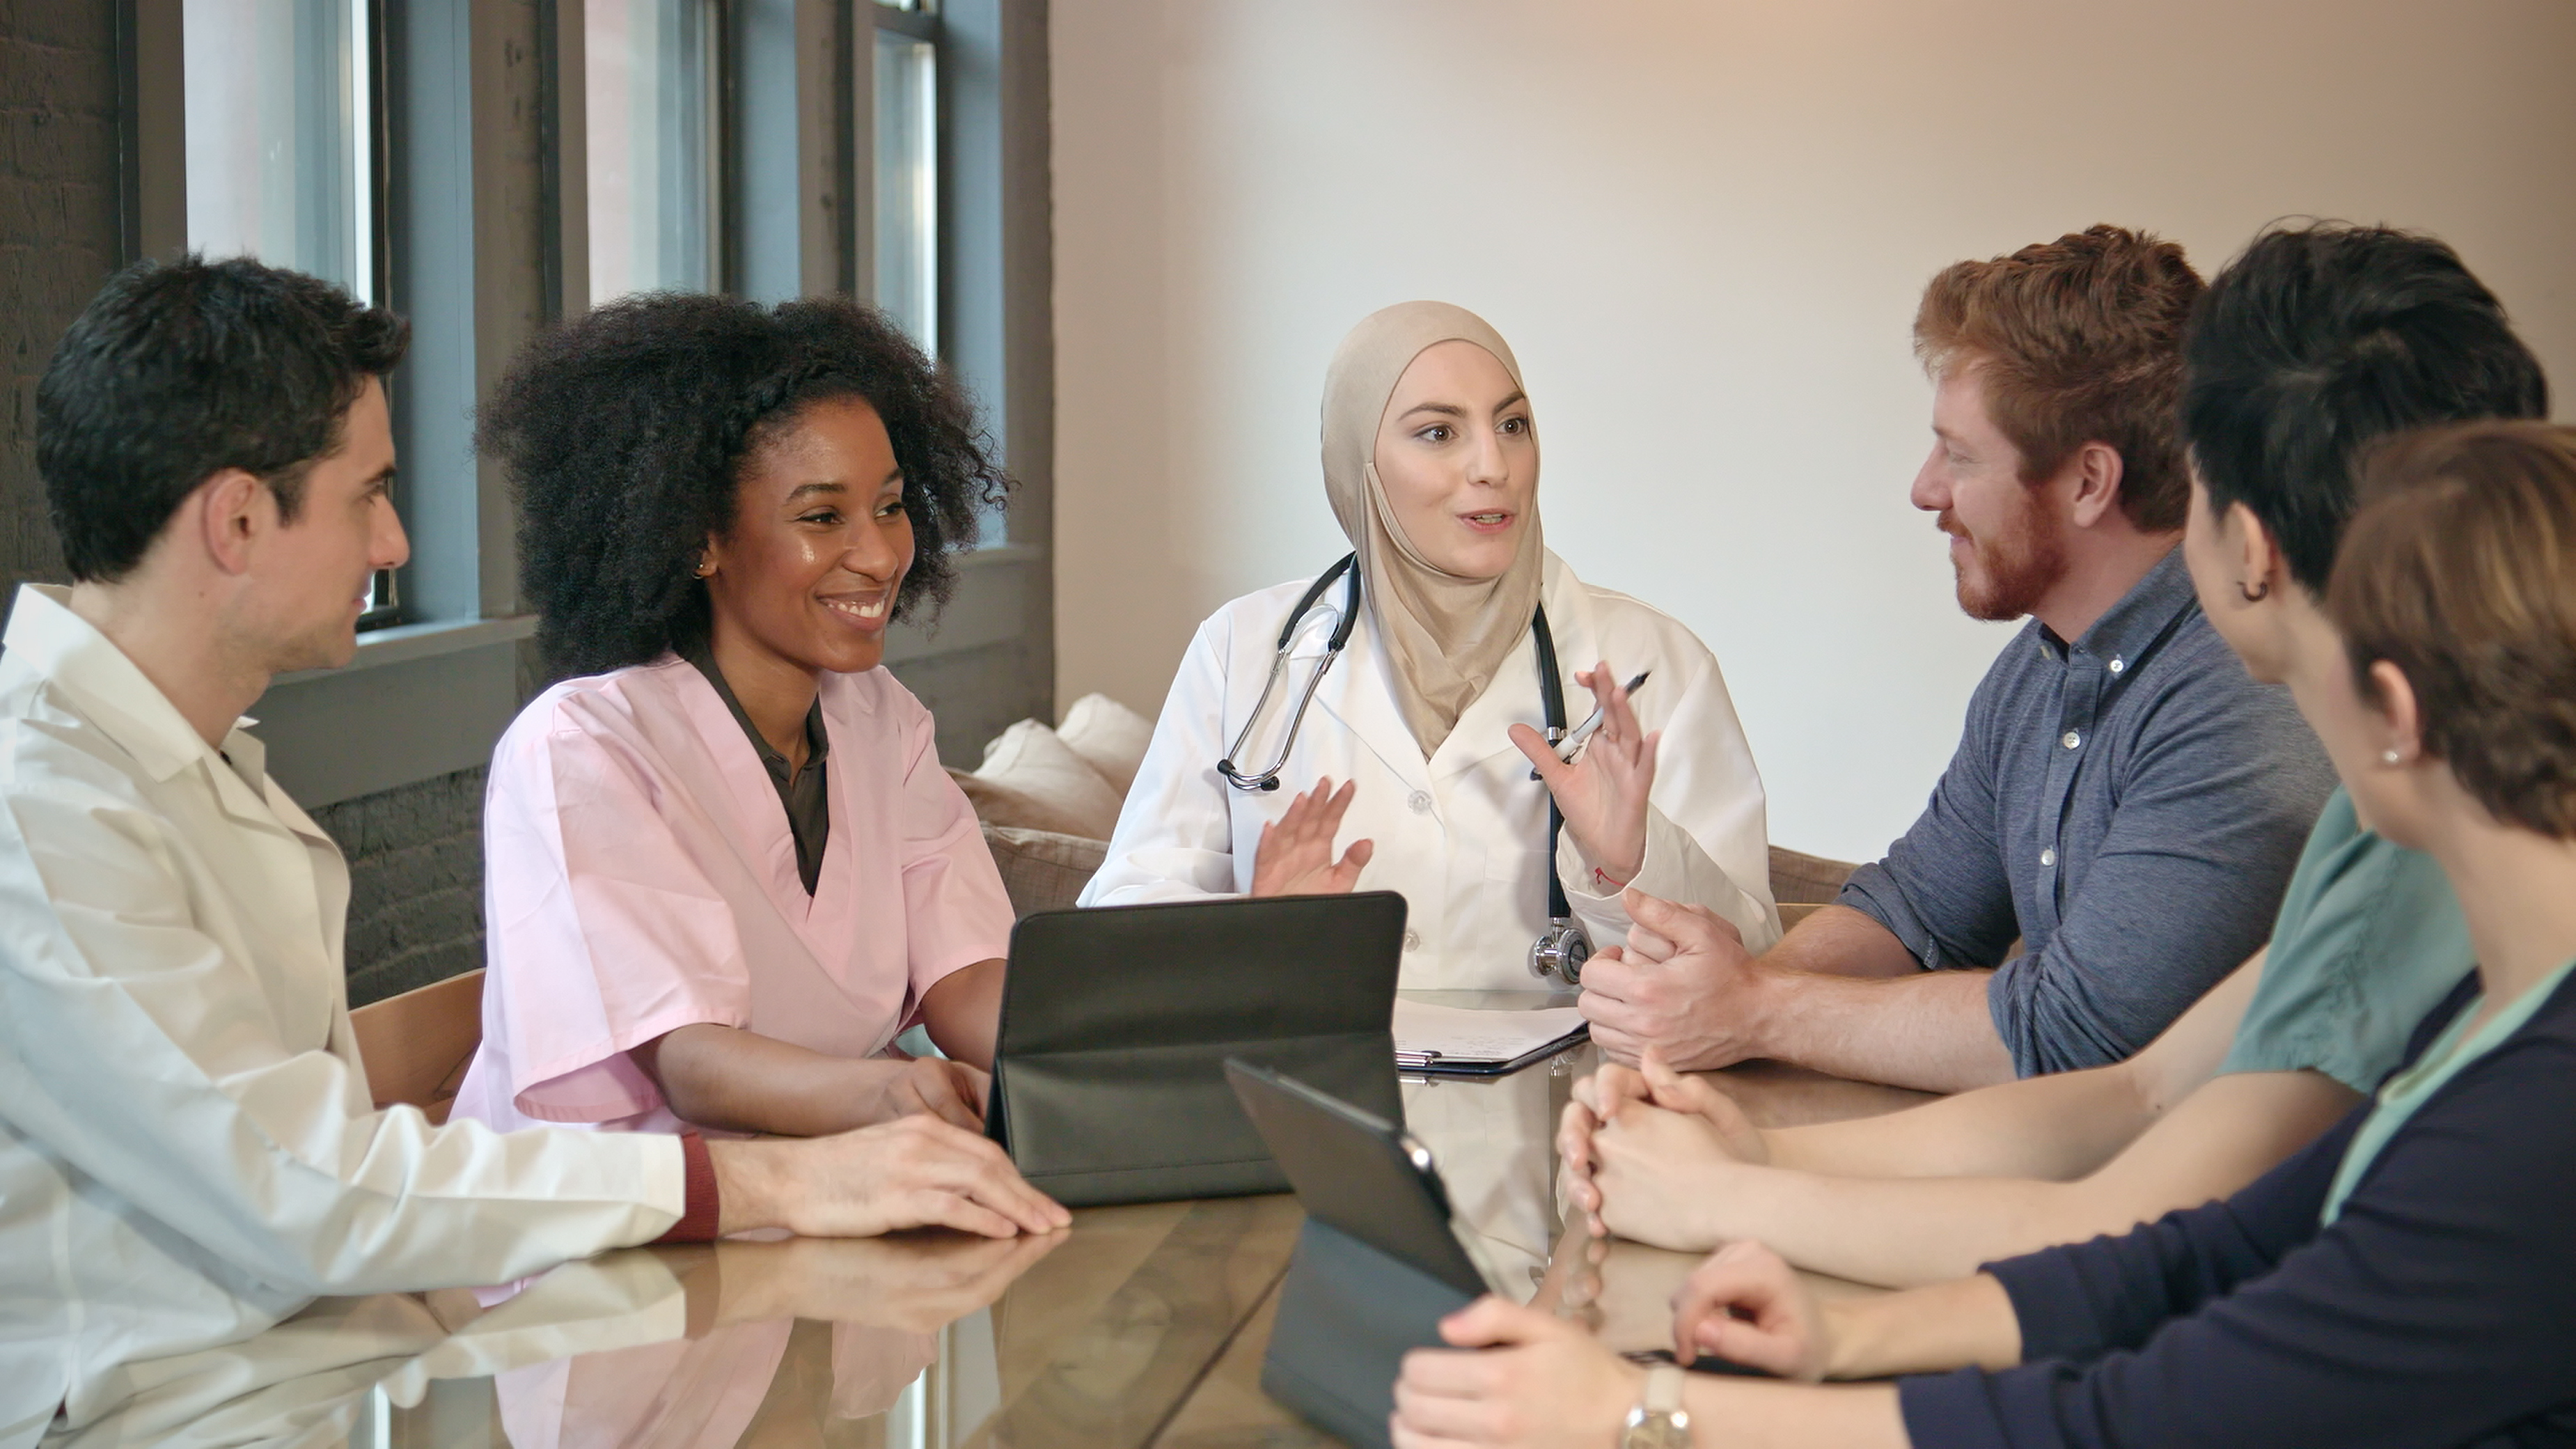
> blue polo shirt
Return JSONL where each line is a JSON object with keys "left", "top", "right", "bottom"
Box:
{"left": 1839, "top": 549, "right": 2337, "bottom": 1075}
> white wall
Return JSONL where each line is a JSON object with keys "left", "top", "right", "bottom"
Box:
{"left": 1049, "top": 0, "right": 2576, "bottom": 863}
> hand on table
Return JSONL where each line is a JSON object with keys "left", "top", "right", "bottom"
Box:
{"left": 1249, "top": 775, "right": 1374, "bottom": 897}
{"left": 1670, "top": 1241, "right": 1836, "bottom": 1381}
{"left": 713, "top": 1114, "right": 1071, "bottom": 1239}
{"left": 1509, "top": 661, "right": 1654, "bottom": 885}
{"left": 1559, "top": 1049, "right": 1766, "bottom": 1246}
{"left": 861, "top": 1056, "right": 990, "bottom": 1131}
{"left": 1577, "top": 888, "right": 1768, "bottom": 1070}
{"left": 1392, "top": 1297, "right": 1641, "bottom": 1449}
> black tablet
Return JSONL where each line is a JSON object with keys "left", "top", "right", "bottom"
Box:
{"left": 1223, "top": 1058, "right": 1518, "bottom": 1298}
{"left": 987, "top": 891, "right": 1409, "bottom": 1205}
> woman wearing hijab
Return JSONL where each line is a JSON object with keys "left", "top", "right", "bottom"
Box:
{"left": 1081, "top": 301, "right": 1778, "bottom": 988}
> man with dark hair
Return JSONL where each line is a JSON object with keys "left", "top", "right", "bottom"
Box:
{"left": 1562, "top": 222, "right": 2547, "bottom": 1287}
{"left": 1578, "top": 227, "right": 2337, "bottom": 1092}
{"left": 0, "top": 257, "right": 1065, "bottom": 1436}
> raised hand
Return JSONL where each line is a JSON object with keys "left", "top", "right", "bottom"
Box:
{"left": 1509, "top": 661, "right": 1654, "bottom": 884}
{"left": 1248, "top": 775, "right": 1376, "bottom": 898}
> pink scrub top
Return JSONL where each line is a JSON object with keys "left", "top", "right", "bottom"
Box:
{"left": 451, "top": 655, "right": 1013, "bottom": 1136}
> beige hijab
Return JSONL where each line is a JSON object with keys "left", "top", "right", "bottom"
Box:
{"left": 1321, "top": 301, "right": 1546, "bottom": 756}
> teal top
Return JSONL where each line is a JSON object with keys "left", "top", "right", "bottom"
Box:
{"left": 2320, "top": 955, "right": 2576, "bottom": 1225}
{"left": 2218, "top": 788, "right": 2474, "bottom": 1092}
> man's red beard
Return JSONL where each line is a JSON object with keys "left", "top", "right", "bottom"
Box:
{"left": 1942, "top": 487, "right": 2066, "bottom": 622}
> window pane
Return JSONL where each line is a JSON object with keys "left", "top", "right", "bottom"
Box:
{"left": 873, "top": 31, "right": 937, "bottom": 354}
{"left": 587, "top": 0, "right": 718, "bottom": 301}
{"left": 183, "top": 0, "right": 375, "bottom": 301}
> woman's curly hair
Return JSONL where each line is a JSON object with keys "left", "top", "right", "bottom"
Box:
{"left": 479, "top": 292, "right": 1010, "bottom": 677}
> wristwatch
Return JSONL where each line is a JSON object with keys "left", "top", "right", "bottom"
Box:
{"left": 1621, "top": 1363, "right": 1693, "bottom": 1448}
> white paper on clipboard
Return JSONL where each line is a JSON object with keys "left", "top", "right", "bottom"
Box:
{"left": 1391, "top": 1000, "right": 1587, "bottom": 1070}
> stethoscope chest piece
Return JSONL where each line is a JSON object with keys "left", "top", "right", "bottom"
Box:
{"left": 1529, "top": 916, "right": 1592, "bottom": 986}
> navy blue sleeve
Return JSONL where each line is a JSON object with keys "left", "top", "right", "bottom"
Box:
{"left": 1896, "top": 1024, "right": 2576, "bottom": 1449}
{"left": 1838, "top": 671, "right": 2021, "bottom": 973}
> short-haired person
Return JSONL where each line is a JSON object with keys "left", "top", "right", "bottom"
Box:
{"left": 0, "top": 260, "right": 1065, "bottom": 1435}
{"left": 1580, "top": 227, "right": 2336, "bottom": 1090}
{"left": 1394, "top": 418, "right": 2576, "bottom": 1449}
{"left": 1561, "top": 224, "right": 2549, "bottom": 1286}
{"left": 451, "top": 292, "right": 1018, "bottom": 1141}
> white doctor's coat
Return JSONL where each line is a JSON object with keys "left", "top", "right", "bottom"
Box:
{"left": 1082, "top": 553, "right": 1780, "bottom": 989}
{"left": 0, "top": 586, "right": 684, "bottom": 1444}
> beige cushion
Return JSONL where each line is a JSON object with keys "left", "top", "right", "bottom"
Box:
{"left": 982, "top": 824, "right": 1109, "bottom": 917}
{"left": 949, "top": 720, "right": 1125, "bottom": 840}
{"left": 1056, "top": 693, "right": 1154, "bottom": 797}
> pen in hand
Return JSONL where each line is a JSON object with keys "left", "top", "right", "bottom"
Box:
{"left": 1557, "top": 671, "right": 1652, "bottom": 762}
{"left": 1529, "top": 671, "right": 1654, "bottom": 780}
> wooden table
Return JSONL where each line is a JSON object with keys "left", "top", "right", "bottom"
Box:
{"left": 91, "top": 1054, "right": 1929, "bottom": 1449}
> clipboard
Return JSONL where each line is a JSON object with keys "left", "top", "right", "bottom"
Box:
{"left": 1390, "top": 1000, "right": 1589, "bottom": 1077}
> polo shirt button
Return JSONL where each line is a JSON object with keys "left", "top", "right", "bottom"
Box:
{"left": 2040, "top": 848, "right": 2057, "bottom": 867}
{"left": 1403, "top": 930, "right": 1422, "bottom": 952}
{"left": 1407, "top": 790, "right": 1434, "bottom": 815}
{"left": 2061, "top": 730, "right": 2082, "bottom": 749}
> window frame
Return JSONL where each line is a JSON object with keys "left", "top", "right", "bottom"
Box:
{"left": 116, "top": 0, "right": 1054, "bottom": 801}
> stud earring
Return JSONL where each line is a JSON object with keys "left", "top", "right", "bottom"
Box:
{"left": 694, "top": 558, "right": 714, "bottom": 578}
{"left": 2382, "top": 749, "right": 2403, "bottom": 765}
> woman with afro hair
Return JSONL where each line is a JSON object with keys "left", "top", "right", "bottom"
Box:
{"left": 450, "top": 292, "right": 1030, "bottom": 1150}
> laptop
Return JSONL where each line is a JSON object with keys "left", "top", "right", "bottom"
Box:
{"left": 984, "top": 891, "right": 1409, "bottom": 1206}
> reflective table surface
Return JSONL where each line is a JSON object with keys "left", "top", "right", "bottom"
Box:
{"left": 61, "top": 998, "right": 1931, "bottom": 1449}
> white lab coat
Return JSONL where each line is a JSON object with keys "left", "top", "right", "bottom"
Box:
{"left": 1082, "top": 553, "right": 1779, "bottom": 988}
{"left": 0, "top": 586, "right": 684, "bottom": 1446}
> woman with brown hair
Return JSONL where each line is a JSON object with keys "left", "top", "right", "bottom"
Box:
{"left": 1390, "top": 420, "right": 2576, "bottom": 1449}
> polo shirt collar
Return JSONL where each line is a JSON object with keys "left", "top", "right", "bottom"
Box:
{"left": 3, "top": 584, "right": 259, "bottom": 785}
{"left": 2038, "top": 545, "right": 2198, "bottom": 668}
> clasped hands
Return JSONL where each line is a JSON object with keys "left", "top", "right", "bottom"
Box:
{"left": 1246, "top": 662, "right": 1656, "bottom": 898}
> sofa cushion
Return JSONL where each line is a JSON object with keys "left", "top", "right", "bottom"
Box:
{"left": 948, "top": 719, "right": 1126, "bottom": 840}
{"left": 982, "top": 824, "right": 1109, "bottom": 918}
{"left": 1056, "top": 692, "right": 1155, "bottom": 797}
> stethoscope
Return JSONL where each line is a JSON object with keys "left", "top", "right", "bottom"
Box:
{"left": 1218, "top": 552, "right": 1594, "bottom": 985}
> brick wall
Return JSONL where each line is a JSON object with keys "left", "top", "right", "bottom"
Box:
{"left": 310, "top": 768, "right": 492, "bottom": 1006}
{"left": 1, "top": 1, "right": 492, "bottom": 1006}
{"left": 0, "top": 0, "right": 117, "bottom": 595}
